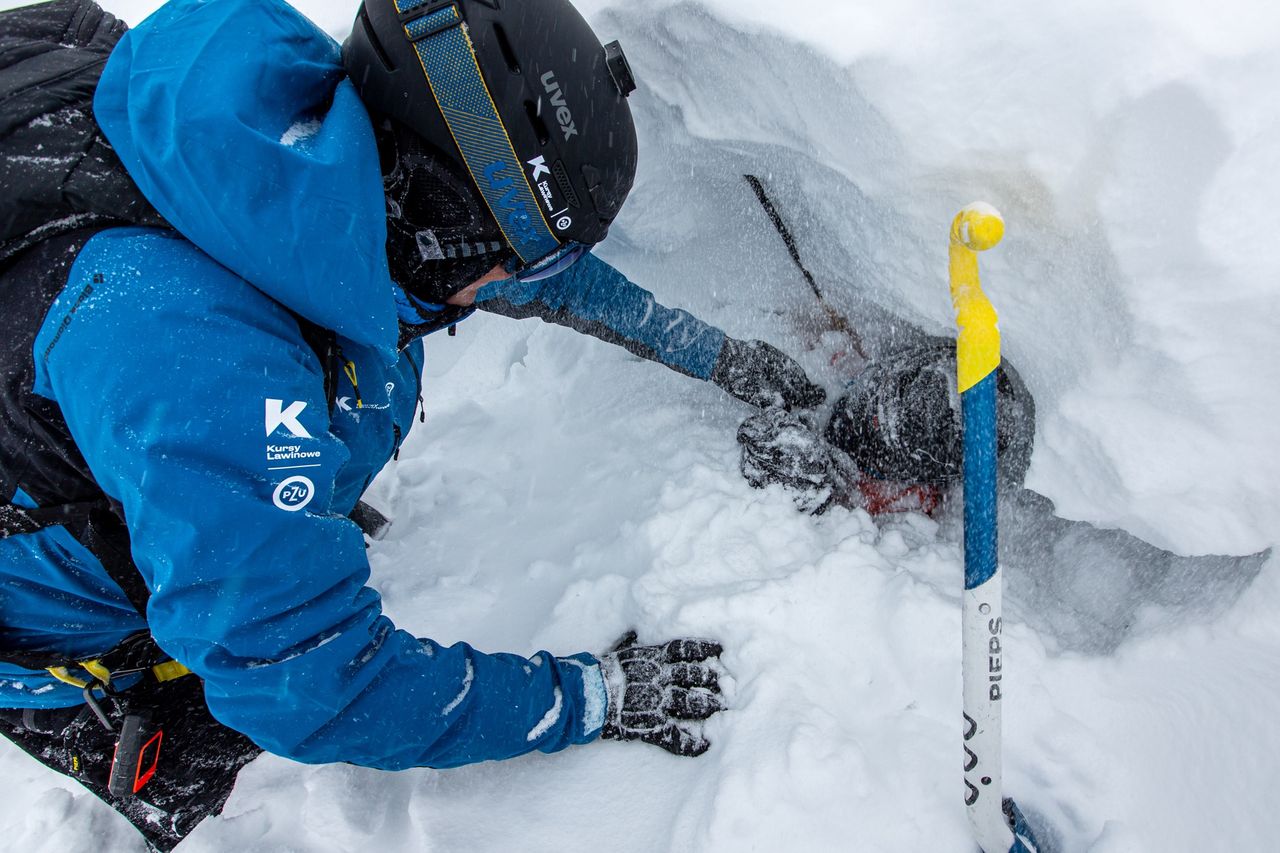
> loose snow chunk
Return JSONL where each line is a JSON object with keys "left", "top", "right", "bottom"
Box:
{"left": 526, "top": 687, "right": 563, "bottom": 742}
{"left": 280, "top": 119, "right": 322, "bottom": 147}
{"left": 442, "top": 658, "right": 474, "bottom": 716}
{"left": 578, "top": 664, "right": 607, "bottom": 736}
{"left": 245, "top": 630, "right": 341, "bottom": 669}
{"left": 555, "top": 658, "right": 607, "bottom": 734}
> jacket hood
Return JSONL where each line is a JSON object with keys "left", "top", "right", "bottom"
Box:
{"left": 94, "top": 0, "right": 398, "bottom": 362}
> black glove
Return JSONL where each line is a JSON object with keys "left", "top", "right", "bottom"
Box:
{"left": 711, "top": 338, "right": 826, "bottom": 410}
{"left": 737, "top": 408, "right": 858, "bottom": 514}
{"left": 598, "top": 631, "right": 725, "bottom": 757}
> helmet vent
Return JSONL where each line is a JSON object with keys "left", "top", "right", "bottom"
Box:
{"left": 553, "top": 160, "right": 582, "bottom": 208}
{"left": 523, "top": 100, "right": 551, "bottom": 146}
{"left": 492, "top": 23, "right": 521, "bottom": 73}
{"left": 358, "top": 7, "right": 396, "bottom": 72}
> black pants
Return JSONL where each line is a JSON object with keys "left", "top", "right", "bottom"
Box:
{"left": 0, "top": 675, "right": 261, "bottom": 852}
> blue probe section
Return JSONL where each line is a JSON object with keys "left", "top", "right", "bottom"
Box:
{"left": 962, "top": 373, "right": 998, "bottom": 590}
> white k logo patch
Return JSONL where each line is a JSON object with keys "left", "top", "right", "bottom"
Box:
{"left": 527, "top": 155, "right": 551, "bottom": 181}
{"left": 265, "top": 399, "right": 312, "bottom": 438}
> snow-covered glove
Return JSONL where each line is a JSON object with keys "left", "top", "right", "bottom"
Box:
{"left": 711, "top": 338, "right": 826, "bottom": 410}
{"left": 598, "top": 631, "right": 725, "bottom": 757}
{"left": 737, "top": 408, "right": 858, "bottom": 514}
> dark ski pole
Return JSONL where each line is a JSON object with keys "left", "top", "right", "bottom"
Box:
{"left": 948, "top": 203, "right": 1041, "bottom": 853}
{"left": 743, "top": 175, "right": 867, "bottom": 360}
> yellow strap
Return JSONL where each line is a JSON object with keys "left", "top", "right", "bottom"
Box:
{"left": 47, "top": 658, "right": 192, "bottom": 688}
{"left": 46, "top": 665, "right": 91, "bottom": 689}
{"left": 151, "top": 660, "right": 191, "bottom": 682}
{"left": 80, "top": 659, "right": 112, "bottom": 685}
{"left": 343, "top": 360, "right": 363, "bottom": 408}
{"left": 948, "top": 204, "right": 1005, "bottom": 392}
{"left": 47, "top": 659, "right": 111, "bottom": 689}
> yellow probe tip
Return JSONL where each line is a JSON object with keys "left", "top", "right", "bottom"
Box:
{"left": 956, "top": 203, "right": 1005, "bottom": 252}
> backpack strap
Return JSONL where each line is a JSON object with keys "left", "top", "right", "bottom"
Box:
{"left": 76, "top": 501, "right": 152, "bottom": 617}
{"left": 0, "top": 629, "right": 170, "bottom": 676}
{"left": 2, "top": 629, "right": 190, "bottom": 692}
{"left": 294, "top": 314, "right": 339, "bottom": 410}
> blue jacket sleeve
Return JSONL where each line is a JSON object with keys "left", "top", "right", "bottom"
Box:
{"left": 475, "top": 253, "right": 727, "bottom": 380}
{"left": 33, "top": 230, "right": 605, "bottom": 769}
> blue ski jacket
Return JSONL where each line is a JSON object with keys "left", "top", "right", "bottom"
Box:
{"left": 0, "top": 0, "right": 724, "bottom": 769}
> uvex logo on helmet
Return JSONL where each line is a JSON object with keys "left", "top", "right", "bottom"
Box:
{"left": 482, "top": 161, "right": 540, "bottom": 245}
{"left": 541, "top": 71, "right": 578, "bottom": 140}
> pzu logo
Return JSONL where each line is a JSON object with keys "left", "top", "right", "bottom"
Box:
{"left": 272, "top": 476, "right": 315, "bottom": 512}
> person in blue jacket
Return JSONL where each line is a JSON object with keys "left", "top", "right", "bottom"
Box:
{"left": 0, "top": 0, "right": 825, "bottom": 848}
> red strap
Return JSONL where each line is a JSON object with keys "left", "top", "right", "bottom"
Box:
{"left": 857, "top": 477, "right": 943, "bottom": 517}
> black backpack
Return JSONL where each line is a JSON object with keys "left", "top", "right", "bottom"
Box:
{"left": 0, "top": 0, "right": 359, "bottom": 677}
{"left": 0, "top": 0, "right": 163, "bottom": 676}
{"left": 0, "top": 0, "right": 167, "bottom": 265}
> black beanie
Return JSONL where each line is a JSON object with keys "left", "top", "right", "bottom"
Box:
{"left": 375, "top": 119, "right": 515, "bottom": 305}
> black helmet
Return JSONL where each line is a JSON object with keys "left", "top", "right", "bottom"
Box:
{"left": 825, "top": 339, "right": 1035, "bottom": 485}
{"left": 343, "top": 0, "right": 639, "bottom": 268}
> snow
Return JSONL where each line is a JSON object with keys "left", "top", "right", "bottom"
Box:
{"left": 559, "top": 657, "right": 608, "bottom": 734}
{"left": 440, "top": 657, "right": 473, "bottom": 717}
{"left": 280, "top": 119, "right": 322, "bottom": 149}
{"left": 526, "top": 687, "right": 563, "bottom": 742}
{"left": 2, "top": 0, "right": 1279, "bottom": 851}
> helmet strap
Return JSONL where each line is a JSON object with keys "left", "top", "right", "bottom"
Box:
{"left": 393, "top": 0, "right": 562, "bottom": 265}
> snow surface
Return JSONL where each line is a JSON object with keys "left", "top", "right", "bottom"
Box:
{"left": 280, "top": 118, "right": 323, "bottom": 148}
{"left": 3, "top": 0, "right": 1279, "bottom": 850}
